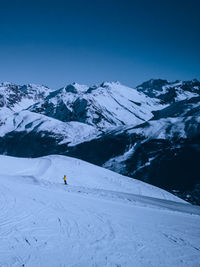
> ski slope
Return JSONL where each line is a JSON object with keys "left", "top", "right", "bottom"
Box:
{"left": 0, "top": 155, "right": 200, "bottom": 267}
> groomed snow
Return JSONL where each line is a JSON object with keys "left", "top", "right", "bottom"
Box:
{"left": 0, "top": 155, "right": 200, "bottom": 267}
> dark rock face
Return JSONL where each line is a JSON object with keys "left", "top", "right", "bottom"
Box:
{"left": 67, "top": 132, "right": 137, "bottom": 166}
{"left": 136, "top": 79, "right": 170, "bottom": 98}
{"left": 127, "top": 138, "right": 200, "bottom": 205}
{"left": 0, "top": 83, "right": 49, "bottom": 109}
{"left": 0, "top": 131, "right": 68, "bottom": 158}
{"left": 158, "top": 87, "right": 177, "bottom": 104}
{"left": 126, "top": 138, "right": 200, "bottom": 188}
{"left": 0, "top": 84, "right": 25, "bottom": 108}
{"left": 152, "top": 96, "right": 200, "bottom": 119}
{"left": 137, "top": 79, "right": 200, "bottom": 104}
{"left": 180, "top": 79, "right": 200, "bottom": 93}
{"left": 72, "top": 98, "right": 89, "bottom": 123}
{"left": 65, "top": 84, "right": 78, "bottom": 94}
{"left": 33, "top": 100, "right": 73, "bottom": 122}
{"left": 65, "top": 130, "right": 200, "bottom": 205}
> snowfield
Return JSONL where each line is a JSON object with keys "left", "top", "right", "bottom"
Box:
{"left": 0, "top": 155, "right": 200, "bottom": 267}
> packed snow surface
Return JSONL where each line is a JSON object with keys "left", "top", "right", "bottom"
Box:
{"left": 0, "top": 155, "right": 200, "bottom": 267}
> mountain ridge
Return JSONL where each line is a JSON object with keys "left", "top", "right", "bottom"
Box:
{"left": 0, "top": 78, "right": 200, "bottom": 204}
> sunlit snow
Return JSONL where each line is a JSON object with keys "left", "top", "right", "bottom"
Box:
{"left": 0, "top": 155, "right": 199, "bottom": 267}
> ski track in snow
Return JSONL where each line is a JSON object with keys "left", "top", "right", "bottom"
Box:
{"left": 0, "top": 155, "right": 200, "bottom": 267}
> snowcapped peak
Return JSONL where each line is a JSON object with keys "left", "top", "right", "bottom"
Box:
{"left": 0, "top": 81, "right": 14, "bottom": 87}
{"left": 27, "top": 83, "right": 49, "bottom": 90}
{"left": 0, "top": 82, "right": 52, "bottom": 111}
{"left": 191, "top": 78, "right": 199, "bottom": 83}
{"left": 137, "top": 79, "right": 169, "bottom": 89}
{"left": 100, "top": 81, "right": 121, "bottom": 88}
{"left": 136, "top": 79, "right": 200, "bottom": 103}
{"left": 64, "top": 82, "right": 89, "bottom": 94}
{"left": 21, "top": 83, "right": 51, "bottom": 96}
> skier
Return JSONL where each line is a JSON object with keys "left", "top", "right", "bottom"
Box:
{"left": 63, "top": 175, "right": 67, "bottom": 185}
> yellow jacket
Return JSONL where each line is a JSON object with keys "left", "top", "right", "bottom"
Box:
{"left": 64, "top": 176, "right": 66, "bottom": 181}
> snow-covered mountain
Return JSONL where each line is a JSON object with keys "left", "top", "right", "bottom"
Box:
{"left": 0, "top": 79, "right": 200, "bottom": 204}
{"left": 136, "top": 79, "right": 200, "bottom": 103}
{"left": 0, "top": 109, "right": 97, "bottom": 147}
{"left": 28, "top": 81, "right": 162, "bottom": 130}
{"left": 0, "top": 80, "right": 162, "bottom": 147}
{"left": 0, "top": 154, "right": 200, "bottom": 266}
{"left": 0, "top": 82, "right": 51, "bottom": 111}
{"left": 0, "top": 82, "right": 100, "bottom": 147}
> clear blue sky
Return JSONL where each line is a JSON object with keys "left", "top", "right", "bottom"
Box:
{"left": 0, "top": 0, "right": 199, "bottom": 89}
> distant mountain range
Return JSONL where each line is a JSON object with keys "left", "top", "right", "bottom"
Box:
{"left": 0, "top": 79, "right": 200, "bottom": 204}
